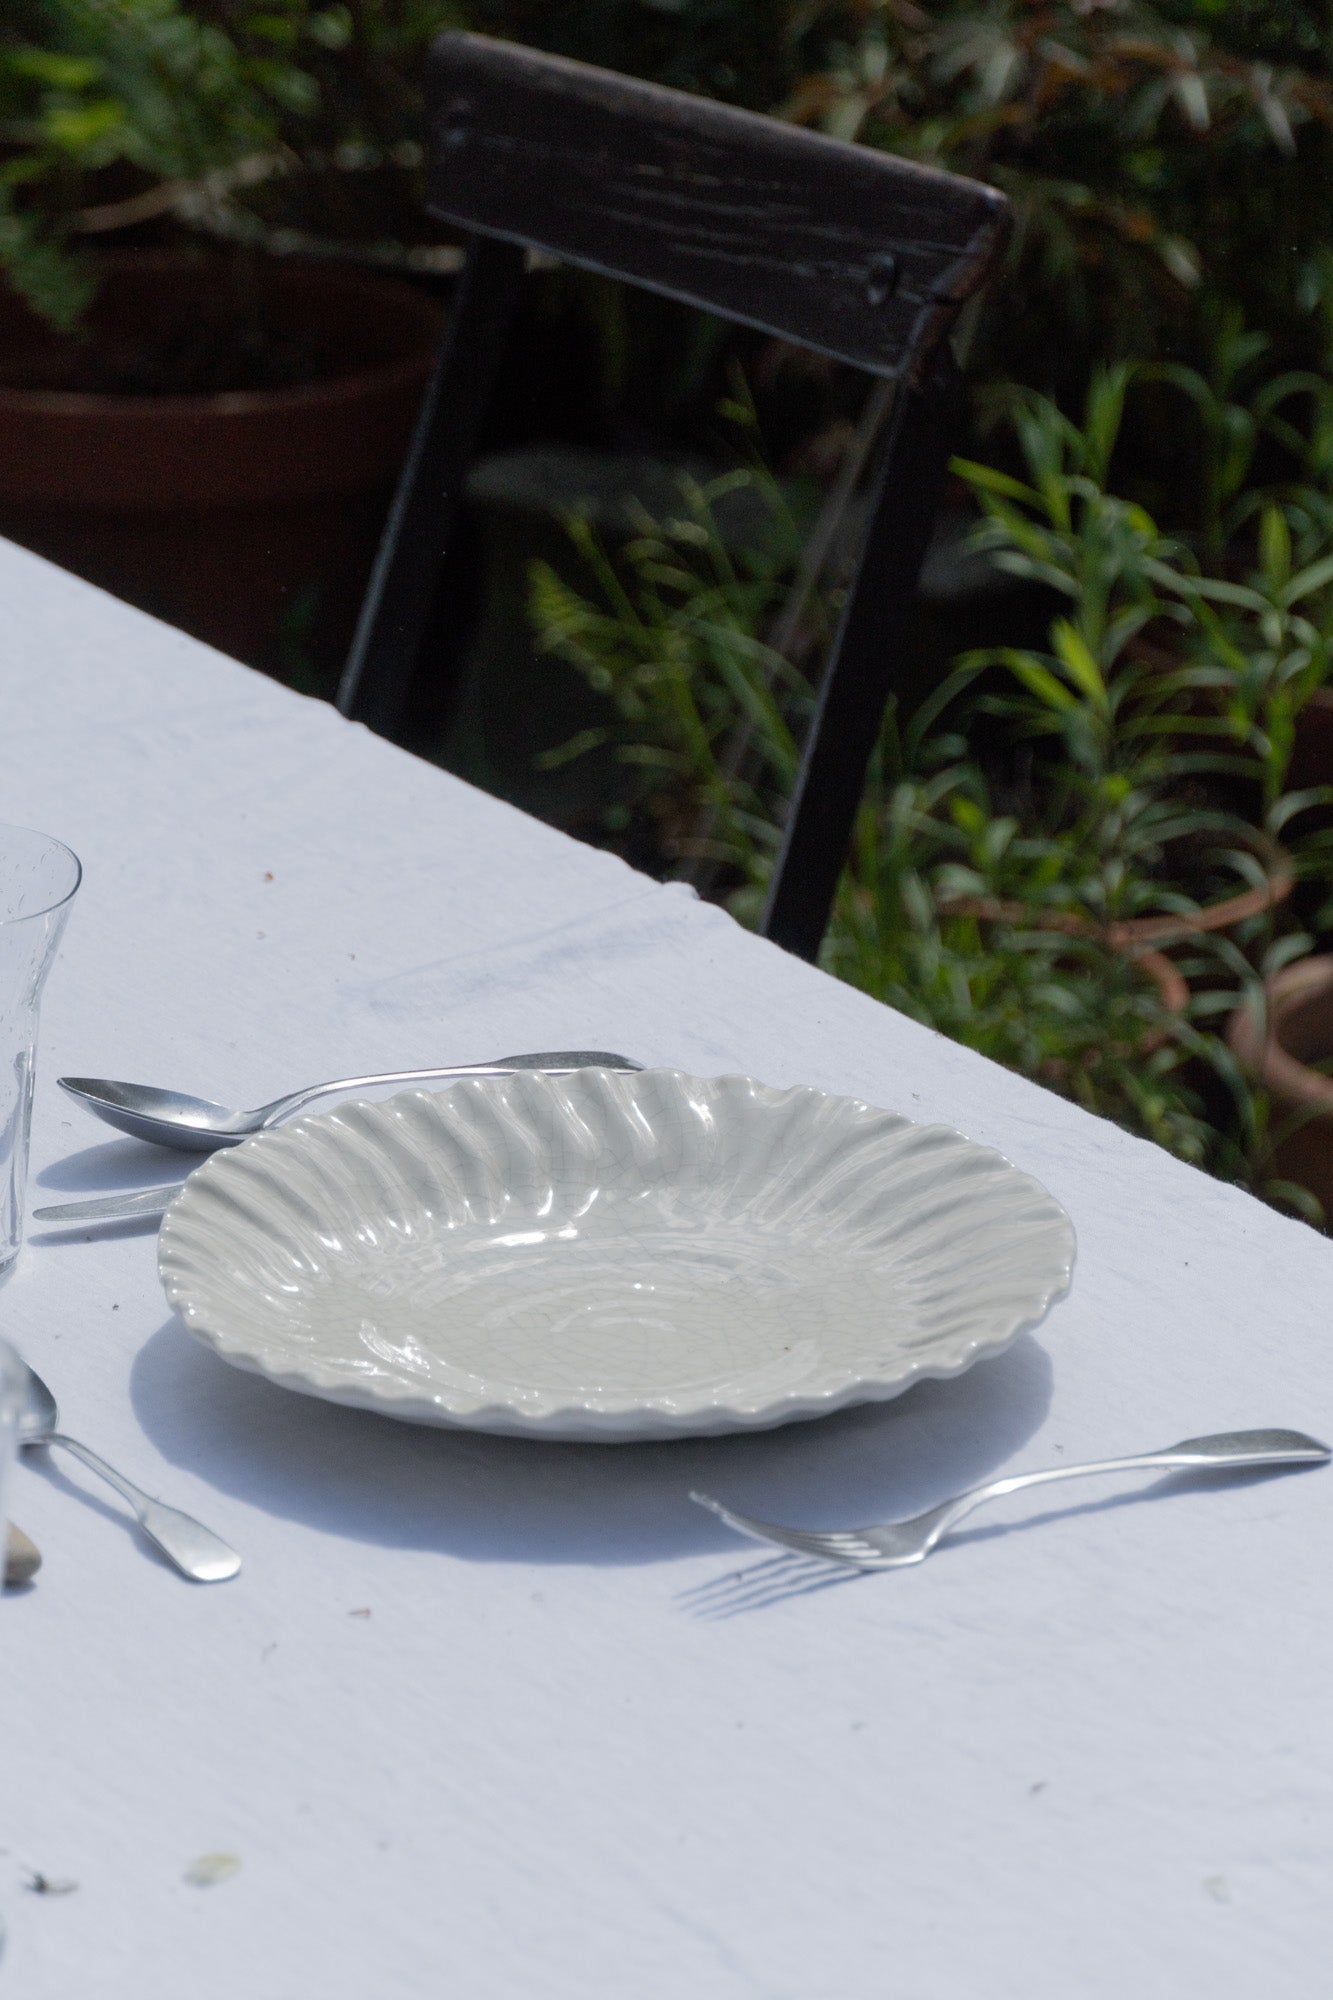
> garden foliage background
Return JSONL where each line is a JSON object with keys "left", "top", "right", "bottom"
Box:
{"left": 5, "top": 0, "right": 1333, "bottom": 1212}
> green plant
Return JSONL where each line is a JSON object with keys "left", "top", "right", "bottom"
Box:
{"left": 955, "top": 373, "right": 1217, "bottom": 908}
{"left": 529, "top": 449, "right": 821, "bottom": 893}
{"left": 8, "top": 0, "right": 1333, "bottom": 1210}
{"left": 0, "top": 0, "right": 493, "bottom": 331}
{"left": 527, "top": 360, "right": 1333, "bottom": 1191}
{"left": 829, "top": 844, "right": 1221, "bottom": 1167}
{"left": 785, "top": 1, "right": 1333, "bottom": 394}
{"left": 0, "top": 0, "right": 339, "bottom": 325}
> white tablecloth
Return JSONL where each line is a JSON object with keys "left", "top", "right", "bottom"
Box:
{"left": 1, "top": 535, "right": 1330, "bottom": 1997}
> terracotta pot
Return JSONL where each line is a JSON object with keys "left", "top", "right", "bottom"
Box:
{"left": 0, "top": 251, "right": 441, "bottom": 673}
{"left": 1228, "top": 954, "right": 1333, "bottom": 1221}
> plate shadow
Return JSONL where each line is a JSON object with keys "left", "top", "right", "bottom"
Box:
{"left": 129, "top": 1319, "right": 1054, "bottom": 1567}
{"left": 35, "top": 1137, "right": 188, "bottom": 1194}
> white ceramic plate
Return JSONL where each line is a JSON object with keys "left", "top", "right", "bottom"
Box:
{"left": 157, "top": 1069, "right": 1075, "bottom": 1440}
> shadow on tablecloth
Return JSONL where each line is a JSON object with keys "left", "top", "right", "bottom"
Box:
{"left": 128, "top": 1320, "right": 1053, "bottom": 1566}
{"left": 34, "top": 1135, "right": 192, "bottom": 1194}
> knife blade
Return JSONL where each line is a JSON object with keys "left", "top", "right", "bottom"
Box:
{"left": 32, "top": 1183, "right": 184, "bottom": 1224}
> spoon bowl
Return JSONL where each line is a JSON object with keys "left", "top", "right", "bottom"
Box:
{"left": 17, "top": 1362, "right": 58, "bottom": 1441}
{"left": 59, "top": 1049, "right": 643, "bottom": 1152}
{"left": 56, "top": 1080, "right": 256, "bottom": 1146}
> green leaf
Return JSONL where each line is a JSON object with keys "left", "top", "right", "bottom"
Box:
{"left": 244, "top": 13, "right": 300, "bottom": 46}
{"left": 1050, "top": 620, "right": 1108, "bottom": 706}
{"left": 0, "top": 194, "right": 95, "bottom": 331}
{"left": 1258, "top": 506, "right": 1291, "bottom": 592}
{"left": 534, "top": 728, "right": 610, "bottom": 771}
{"left": 948, "top": 457, "right": 1042, "bottom": 507}
{"left": 1280, "top": 552, "right": 1333, "bottom": 608}
{"left": 1008, "top": 659, "right": 1079, "bottom": 712}
{"left": 42, "top": 101, "right": 126, "bottom": 153}
{"left": 1081, "top": 365, "right": 1130, "bottom": 487}
{"left": 306, "top": 8, "right": 352, "bottom": 48}
{"left": 1162, "top": 572, "right": 1268, "bottom": 613}
{"left": 4, "top": 50, "right": 101, "bottom": 89}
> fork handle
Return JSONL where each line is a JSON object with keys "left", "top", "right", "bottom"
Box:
{"left": 931, "top": 1428, "right": 1331, "bottom": 1541}
{"left": 42, "top": 1434, "right": 241, "bottom": 1583}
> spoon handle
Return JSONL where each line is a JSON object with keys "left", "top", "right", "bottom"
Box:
{"left": 41, "top": 1432, "right": 241, "bottom": 1582}
{"left": 260, "top": 1051, "right": 644, "bottom": 1126}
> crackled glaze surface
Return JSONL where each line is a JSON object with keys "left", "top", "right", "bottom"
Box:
{"left": 157, "top": 1069, "right": 1076, "bottom": 1439}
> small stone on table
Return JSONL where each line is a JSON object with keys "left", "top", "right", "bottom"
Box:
{"left": 5, "top": 1523, "right": 41, "bottom": 1587}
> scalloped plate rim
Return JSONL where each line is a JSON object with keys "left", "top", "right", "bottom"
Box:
{"left": 156, "top": 1070, "right": 1077, "bottom": 1441}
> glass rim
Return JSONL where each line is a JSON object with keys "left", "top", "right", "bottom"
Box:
{"left": 0, "top": 824, "right": 82, "bottom": 924}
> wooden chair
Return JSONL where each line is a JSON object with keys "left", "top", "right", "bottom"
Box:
{"left": 337, "top": 31, "right": 1009, "bottom": 960}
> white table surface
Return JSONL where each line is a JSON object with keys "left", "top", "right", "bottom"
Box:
{"left": 1, "top": 533, "right": 1331, "bottom": 1998}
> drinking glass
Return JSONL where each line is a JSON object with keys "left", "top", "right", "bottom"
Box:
{"left": 0, "top": 826, "right": 80, "bottom": 1274}
{"left": 0, "top": 1336, "right": 22, "bottom": 1564}
{"left": 0, "top": 1336, "right": 23, "bottom": 1961}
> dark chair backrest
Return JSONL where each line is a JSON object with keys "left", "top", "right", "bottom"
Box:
{"left": 338, "top": 30, "right": 1009, "bottom": 960}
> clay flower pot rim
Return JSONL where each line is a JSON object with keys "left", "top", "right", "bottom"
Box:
{"left": 0, "top": 246, "right": 443, "bottom": 656}
{"left": 0, "top": 248, "right": 442, "bottom": 420}
{"left": 0, "top": 356, "right": 433, "bottom": 422}
{"left": 1228, "top": 954, "right": 1333, "bottom": 1114}
{"left": 0, "top": 249, "right": 443, "bottom": 511}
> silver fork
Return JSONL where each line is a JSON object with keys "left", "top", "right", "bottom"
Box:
{"left": 691, "top": 1429, "right": 1330, "bottom": 1571}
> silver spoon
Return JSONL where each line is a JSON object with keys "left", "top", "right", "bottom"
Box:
{"left": 693, "top": 1428, "right": 1331, "bottom": 1571}
{"left": 17, "top": 1358, "right": 241, "bottom": 1582}
{"left": 58, "top": 1049, "right": 643, "bottom": 1152}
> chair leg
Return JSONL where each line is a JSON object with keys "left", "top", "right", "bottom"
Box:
{"left": 760, "top": 350, "right": 963, "bottom": 962}
{"left": 337, "top": 234, "right": 526, "bottom": 738}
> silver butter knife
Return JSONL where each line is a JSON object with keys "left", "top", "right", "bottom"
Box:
{"left": 34, "top": 1184, "right": 183, "bottom": 1224}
